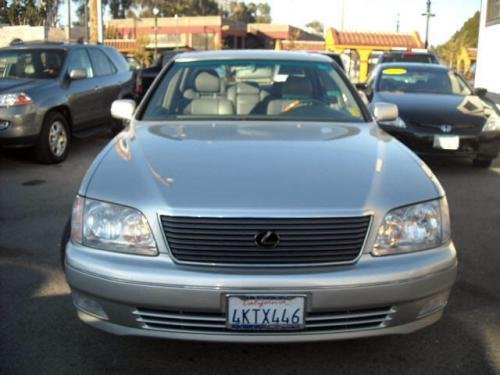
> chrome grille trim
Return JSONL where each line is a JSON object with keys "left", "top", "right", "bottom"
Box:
{"left": 134, "top": 307, "right": 395, "bottom": 333}
{"left": 160, "top": 216, "right": 372, "bottom": 267}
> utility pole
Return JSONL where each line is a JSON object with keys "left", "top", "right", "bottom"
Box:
{"left": 67, "top": 0, "right": 71, "bottom": 42}
{"left": 421, "top": 0, "right": 435, "bottom": 49}
{"left": 396, "top": 13, "right": 400, "bottom": 32}
{"left": 89, "top": 0, "right": 103, "bottom": 44}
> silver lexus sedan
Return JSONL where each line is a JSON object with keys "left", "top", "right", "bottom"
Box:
{"left": 63, "top": 50, "right": 457, "bottom": 343}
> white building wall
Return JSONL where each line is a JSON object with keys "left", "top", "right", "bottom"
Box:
{"left": 475, "top": 0, "right": 500, "bottom": 100}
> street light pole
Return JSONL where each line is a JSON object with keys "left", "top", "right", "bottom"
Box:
{"left": 421, "top": 0, "right": 435, "bottom": 49}
{"left": 153, "top": 7, "right": 159, "bottom": 59}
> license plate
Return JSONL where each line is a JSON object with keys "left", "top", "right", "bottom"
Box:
{"left": 433, "top": 135, "right": 460, "bottom": 150}
{"left": 227, "top": 295, "right": 305, "bottom": 330}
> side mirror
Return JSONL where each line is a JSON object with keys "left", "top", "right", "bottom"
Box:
{"left": 474, "top": 87, "right": 487, "bottom": 97}
{"left": 371, "top": 102, "right": 399, "bottom": 122}
{"left": 111, "top": 99, "right": 136, "bottom": 121}
{"left": 69, "top": 68, "right": 87, "bottom": 80}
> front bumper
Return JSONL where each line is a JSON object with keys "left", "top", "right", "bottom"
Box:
{"left": 0, "top": 105, "right": 41, "bottom": 147}
{"left": 65, "top": 241, "right": 457, "bottom": 343}
{"left": 382, "top": 126, "right": 500, "bottom": 159}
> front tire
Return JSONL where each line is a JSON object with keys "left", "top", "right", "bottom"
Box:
{"left": 35, "top": 111, "right": 70, "bottom": 164}
{"left": 473, "top": 158, "right": 493, "bottom": 168}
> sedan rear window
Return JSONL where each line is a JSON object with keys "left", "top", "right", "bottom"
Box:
{"left": 141, "top": 59, "right": 365, "bottom": 123}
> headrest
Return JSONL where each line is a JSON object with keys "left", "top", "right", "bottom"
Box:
{"left": 282, "top": 76, "right": 313, "bottom": 98}
{"left": 195, "top": 72, "right": 220, "bottom": 93}
{"left": 236, "top": 82, "right": 260, "bottom": 95}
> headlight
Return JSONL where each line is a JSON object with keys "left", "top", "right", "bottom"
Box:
{"left": 0, "top": 92, "right": 33, "bottom": 107}
{"left": 378, "top": 117, "right": 406, "bottom": 128}
{"left": 373, "top": 198, "right": 450, "bottom": 256}
{"left": 482, "top": 115, "right": 500, "bottom": 132}
{"left": 71, "top": 196, "right": 157, "bottom": 255}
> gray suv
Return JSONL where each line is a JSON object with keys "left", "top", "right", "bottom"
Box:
{"left": 0, "top": 43, "right": 133, "bottom": 163}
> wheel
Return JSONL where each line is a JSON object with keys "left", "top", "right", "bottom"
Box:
{"left": 473, "top": 158, "right": 493, "bottom": 168}
{"left": 35, "top": 111, "right": 70, "bottom": 163}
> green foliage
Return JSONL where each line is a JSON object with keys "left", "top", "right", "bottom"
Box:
{"left": 435, "top": 11, "right": 479, "bottom": 65}
{"left": 139, "top": 0, "right": 220, "bottom": 18}
{"left": 306, "top": 20, "right": 323, "bottom": 34}
{"left": 224, "top": 1, "right": 271, "bottom": 23}
{"left": 1, "top": 0, "right": 60, "bottom": 26}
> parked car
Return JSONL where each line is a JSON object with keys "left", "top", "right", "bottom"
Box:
{"left": 359, "top": 63, "right": 500, "bottom": 167}
{"left": 0, "top": 42, "right": 133, "bottom": 163}
{"left": 63, "top": 50, "right": 457, "bottom": 343}
{"left": 378, "top": 50, "right": 440, "bottom": 65}
{"left": 134, "top": 49, "right": 189, "bottom": 102}
{"left": 123, "top": 54, "right": 142, "bottom": 71}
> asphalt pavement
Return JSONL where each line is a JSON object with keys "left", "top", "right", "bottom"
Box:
{"left": 1, "top": 135, "right": 499, "bottom": 375}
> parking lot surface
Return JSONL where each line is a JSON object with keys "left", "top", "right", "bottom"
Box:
{"left": 1, "top": 136, "right": 499, "bottom": 375}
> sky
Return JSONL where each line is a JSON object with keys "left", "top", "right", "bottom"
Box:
{"left": 259, "top": 0, "right": 481, "bottom": 46}
{"left": 58, "top": 0, "right": 481, "bottom": 47}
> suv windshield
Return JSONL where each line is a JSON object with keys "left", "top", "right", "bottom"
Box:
{"left": 141, "top": 59, "right": 365, "bottom": 123}
{"left": 0, "top": 49, "right": 66, "bottom": 79}
{"left": 377, "top": 66, "right": 472, "bottom": 95}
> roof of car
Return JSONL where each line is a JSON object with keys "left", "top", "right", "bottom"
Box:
{"left": 1, "top": 42, "right": 104, "bottom": 50}
{"left": 377, "top": 62, "right": 449, "bottom": 71}
{"left": 174, "top": 49, "right": 333, "bottom": 63}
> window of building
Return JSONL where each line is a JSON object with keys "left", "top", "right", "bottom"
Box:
{"left": 486, "top": 0, "right": 500, "bottom": 24}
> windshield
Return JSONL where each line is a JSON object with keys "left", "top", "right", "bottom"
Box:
{"left": 0, "top": 49, "right": 66, "bottom": 79}
{"left": 141, "top": 59, "right": 365, "bottom": 123}
{"left": 377, "top": 66, "right": 472, "bottom": 95}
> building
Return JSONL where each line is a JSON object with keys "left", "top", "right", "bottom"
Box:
{"left": 106, "top": 16, "right": 247, "bottom": 52}
{"left": 475, "top": 0, "right": 500, "bottom": 103}
{"left": 456, "top": 47, "right": 477, "bottom": 79}
{"left": 325, "top": 28, "right": 424, "bottom": 82}
{"left": 247, "top": 23, "right": 323, "bottom": 50}
{"left": 0, "top": 25, "right": 67, "bottom": 47}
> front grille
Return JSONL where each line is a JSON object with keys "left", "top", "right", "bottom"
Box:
{"left": 407, "top": 121, "right": 478, "bottom": 135}
{"left": 134, "top": 306, "right": 395, "bottom": 333}
{"left": 160, "top": 216, "right": 371, "bottom": 266}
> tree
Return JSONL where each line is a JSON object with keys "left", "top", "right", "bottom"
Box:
{"left": 139, "top": 0, "right": 219, "bottom": 18}
{"left": 306, "top": 20, "right": 323, "bottom": 35}
{"left": 225, "top": 1, "right": 271, "bottom": 23}
{"left": 105, "top": 0, "right": 133, "bottom": 19}
{"left": 0, "top": 0, "right": 8, "bottom": 24}
{"left": 435, "top": 11, "right": 479, "bottom": 66}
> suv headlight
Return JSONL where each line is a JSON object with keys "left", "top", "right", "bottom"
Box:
{"left": 373, "top": 198, "right": 450, "bottom": 256}
{"left": 378, "top": 117, "right": 406, "bottom": 128}
{"left": 0, "top": 92, "right": 33, "bottom": 107}
{"left": 71, "top": 196, "right": 157, "bottom": 255}
{"left": 482, "top": 115, "right": 500, "bottom": 132}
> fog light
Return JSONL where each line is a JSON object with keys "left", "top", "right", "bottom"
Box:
{"left": 0, "top": 120, "right": 11, "bottom": 130}
{"left": 72, "top": 292, "right": 108, "bottom": 320}
{"left": 417, "top": 293, "right": 449, "bottom": 318}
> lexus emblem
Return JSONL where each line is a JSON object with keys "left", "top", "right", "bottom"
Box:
{"left": 255, "top": 231, "right": 280, "bottom": 248}
{"left": 440, "top": 125, "right": 453, "bottom": 133}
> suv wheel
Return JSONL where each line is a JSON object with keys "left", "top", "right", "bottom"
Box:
{"left": 35, "top": 111, "right": 70, "bottom": 163}
{"left": 472, "top": 158, "right": 493, "bottom": 168}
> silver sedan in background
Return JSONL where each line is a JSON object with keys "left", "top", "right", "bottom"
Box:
{"left": 63, "top": 50, "right": 457, "bottom": 343}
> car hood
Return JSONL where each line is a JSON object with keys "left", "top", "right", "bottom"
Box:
{"left": 374, "top": 92, "right": 491, "bottom": 126}
{"left": 84, "top": 121, "right": 442, "bottom": 217}
{"left": 0, "top": 78, "right": 52, "bottom": 93}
